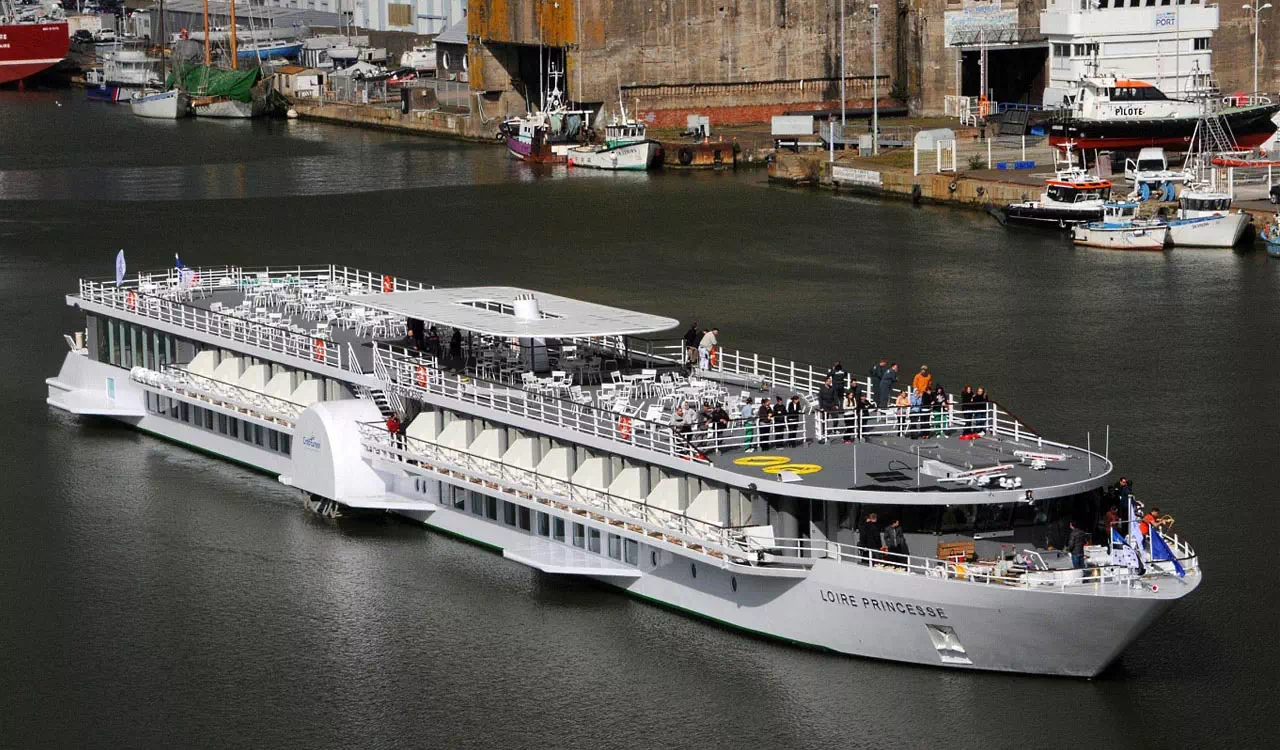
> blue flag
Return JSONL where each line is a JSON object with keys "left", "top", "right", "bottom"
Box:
{"left": 114, "top": 249, "right": 126, "bottom": 287}
{"left": 1150, "top": 530, "right": 1185, "bottom": 578}
{"left": 174, "top": 253, "right": 185, "bottom": 271}
{"left": 1111, "top": 528, "right": 1125, "bottom": 546}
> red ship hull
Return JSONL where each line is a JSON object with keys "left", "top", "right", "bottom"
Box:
{"left": 0, "top": 21, "right": 70, "bottom": 85}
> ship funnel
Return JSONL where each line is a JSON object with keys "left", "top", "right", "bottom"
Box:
{"left": 513, "top": 293, "right": 541, "bottom": 321}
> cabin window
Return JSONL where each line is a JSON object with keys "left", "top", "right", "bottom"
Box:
{"left": 453, "top": 487, "right": 466, "bottom": 510}
{"left": 485, "top": 496, "right": 498, "bottom": 520}
{"left": 572, "top": 522, "right": 585, "bottom": 548}
{"left": 518, "top": 505, "right": 531, "bottom": 531}
{"left": 1097, "top": 0, "right": 1107, "bottom": 6}
{"left": 269, "top": 429, "right": 279, "bottom": 451}
{"left": 607, "top": 534, "right": 622, "bottom": 560}
{"left": 470, "top": 491, "right": 483, "bottom": 515}
{"left": 536, "top": 512, "right": 550, "bottom": 537}
{"left": 1193, "top": 38, "right": 1209, "bottom": 51}
{"left": 553, "top": 517, "right": 565, "bottom": 542}
{"left": 588, "top": 527, "right": 601, "bottom": 554}
{"left": 624, "top": 539, "right": 639, "bottom": 565}
{"left": 1053, "top": 43, "right": 1070, "bottom": 58}
{"left": 280, "top": 434, "right": 291, "bottom": 455}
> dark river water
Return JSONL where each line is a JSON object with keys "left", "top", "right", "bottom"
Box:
{"left": 1, "top": 91, "right": 1277, "bottom": 749}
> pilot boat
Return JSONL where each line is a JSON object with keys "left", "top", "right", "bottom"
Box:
{"left": 1003, "top": 167, "right": 1112, "bottom": 228}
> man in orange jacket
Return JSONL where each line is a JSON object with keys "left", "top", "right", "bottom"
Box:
{"left": 912, "top": 365, "right": 933, "bottom": 395}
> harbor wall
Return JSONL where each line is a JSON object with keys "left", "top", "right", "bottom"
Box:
{"left": 291, "top": 101, "right": 491, "bottom": 141}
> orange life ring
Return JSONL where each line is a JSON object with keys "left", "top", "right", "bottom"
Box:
{"left": 978, "top": 96, "right": 990, "bottom": 118}
{"left": 125, "top": 290, "right": 137, "bottom": 310}
{"left": 415, "top": 364, "right": 429, "bottom": 387}
{"left": 619, "top": 416, "right": 632, "bottom": 440}
{"left": 382, "top": 275, "right": 393, "bottom": 293}
{"left": 710, "top": 346, "right": 719, "bottom": 367}
{"left": 313, "top": 338, "right": 326, "bottom": 362}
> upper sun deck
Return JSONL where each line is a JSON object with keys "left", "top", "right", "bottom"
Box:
{"left": 73, "top": 264, "right": 1113, "bottom": 503}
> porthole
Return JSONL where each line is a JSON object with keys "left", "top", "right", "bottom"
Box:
{"left": 650, "top": 550, "right": 657, "bottom": 567}
{"left": 731, "top": 576, "right": 737, "bottom": 592}
{"left": 691, "top": 563, "right": 697, "bottom": 579}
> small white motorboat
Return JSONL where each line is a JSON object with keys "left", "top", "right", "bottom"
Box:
{"left": 130, "top": 88, "right": 190, "bottom": 119}
{"left": 1071, "top": 201, "right": 1169, "bottom": 250}
{"left": 1165, "top": 186, "right": 1252, "bottom": 247}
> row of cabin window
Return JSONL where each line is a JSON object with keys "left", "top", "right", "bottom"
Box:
{"left": 99, "top": 317, "right": 177, "bottom": 370}
{"left": 1090, "top": 0, "right": 1200, "bottom": 7}
{"left": 420, "top": 484, "right": 642, "bottom": 565}
{"left": 1053, "top": 38, "right": 1208, "bottom": 60}
{"left": 97, "top": 315, "right": 349, "bottom": 402}
{"left": 144, "top": 392, "right": 292, "bottom": 455}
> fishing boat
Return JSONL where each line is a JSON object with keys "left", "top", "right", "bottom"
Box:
{"left": 130, "top": 1, "right": 190, "bottom": 120}
{"left": 501, "top": 65, "right": 591, "bottom": 164}
{"left": 236, "top": 39, "right": 302, "bottom": 62}
{"left": 181, "top": 0, "right": 268, "bottom": 119}
{"left": 85, "top": 82, "right": 125, "bottom": 103}
{"left": 1049, "top": 75, "right": 1280, "bottom": 152}
{"left": 0, "top": 1, "right": 69, "bottom": 87}
{"left": 46, "top": 263, "right": 1201, "bottom": 678}
{"left": 1165, "top": 186, "right": 1251, "bottom": 248}
{"left": 1002, "top": 166, "right": 1112, "bottom": 228}
{"left": 1071, "top": 202, "right": 1169, "bottom": 250}
{"left": 566, "top": 117, "right": 662, "bottom": 171}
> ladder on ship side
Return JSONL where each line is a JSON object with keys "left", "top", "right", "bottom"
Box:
{"left": 347, "top": 342, "right": 403, "bottom": 420}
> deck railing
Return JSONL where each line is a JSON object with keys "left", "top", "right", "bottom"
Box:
{"left": 374, "top": 343, "right": 706, "bottom": 462}
{"left": 359, "top": 421, "right": 1189, "bottom": 592}
{"left": 129, "top": 364, "right": 305, "bottom": 428}
{"left": 358, "top": 422, "right": 730, "bottom": 552}
{"left": 77, "top": 265, "right": 433, "bottom": 372}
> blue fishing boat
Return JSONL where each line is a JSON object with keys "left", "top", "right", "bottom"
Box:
{"left": 86, "top": 83, "right": 124, "bottom": 103}
{"left": 236, "top": 40, "right": 302, "bottom": 61}
{"left": 1260, "top": 219, "right": 1280, "bottom": 257}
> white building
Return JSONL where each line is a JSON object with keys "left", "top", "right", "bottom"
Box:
{"left": 250, "top": 0, "right": 463, "bottom": 35}
{"left": 1041, "top": 0, "right": 1218, "bottom": 106}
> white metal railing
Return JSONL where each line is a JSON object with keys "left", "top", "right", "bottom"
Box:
{"left": 677, "top": 414, "right": 807, "bottom": 454}
{"left": 129, "top": 365, "right": 304, "bottom": 427}
{"left": 375, "top": 344, "right": 705, "bottom": 461}
{"left": 360, "top": 421, "right": 1191, "bottom": 593}
{"left": 77, "top": 264, "right": 434, "bottom": 372}
{"left": 359, "top": 422, "right": 730, "bottom": 553}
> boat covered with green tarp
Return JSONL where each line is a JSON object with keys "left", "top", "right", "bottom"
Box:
{"left": 168, "top": 64, "right": 261, "bottom": 103}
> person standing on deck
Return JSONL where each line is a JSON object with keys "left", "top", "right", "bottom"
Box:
{"left": 971, "top": 386, "right": 990, "bottom": 433}
{"left": 878, "top": 363, "right": 899, "bottom": 408}
{"left": 449, "top": 328, "right": 463, "bottom": 361}
{"left": 787, "top": 395, "right": 803, "bottom": 445}
{"left": 858, "top": 513, "right": 881, "bottom": 564}
{"left": 740, "top": 397, "right": 757, "bottom": 452}
{"left": 817, "top": 377, "right": 838, "bottom": 443}
{"left": 386, "top": 413, "right": 403, "bottom": 451}
{"left": 1067, "top": 521, "right": 1088, "bottom": 569}
{"left": 698, "top": 327, "right": 719, "bottom": 371}
{"left": 912, "top": 365, "right": 933, "bottom": 396}
{"left": 869, "top": 359, "right": 888, "bottom": 405}
{"left": 683, "top": 322, "right": 700, "bottom": 367}
{"left": 958, "top": 384, "right": 975, "bottom": 436}
{"left": 882, "top": 518, "right": 909, "bottom": 558}
{"left": 710, "top": 403, "right": 730, "bottom": 453}
{"left": 757, "top": 397, "right": 775, "bottom": 448}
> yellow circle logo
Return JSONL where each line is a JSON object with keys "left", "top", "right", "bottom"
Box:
{"left": 733, "top": 455, "right": 791, "bottom": 467}
{"left": 762, "top": 463, "right": 823, "bottom": 475}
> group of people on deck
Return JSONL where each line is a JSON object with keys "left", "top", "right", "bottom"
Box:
{"left": 816, "top": 360, "right": 993, "bottom": 442}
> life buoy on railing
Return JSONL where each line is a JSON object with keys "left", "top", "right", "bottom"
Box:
{"left": 313, "top": 338, "right": 326, "bottom": 362}
{"left": 125, "top": 290, "right": 138, "bottom": 310}
{"left": 618, "top": 416, "right": 633, "bottom": 441}
{"left": 710, "top": 346, "right": 719, "bottom": 367}
{"left": 415, "top": 364, "right": 429, "bottom": 387}
{"left": 382, "top": 275, "right": 394, "bottom": 293}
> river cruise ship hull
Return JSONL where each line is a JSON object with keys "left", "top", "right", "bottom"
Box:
{"left": 46, "top": 265, "right": 1201, "bottom": 677}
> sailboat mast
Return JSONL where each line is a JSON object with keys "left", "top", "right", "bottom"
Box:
{"left": 202, "top": 0, "right": 211, "bottom": 66}
{"left": 230, "top": 0, "right": 239, "bottom": 70}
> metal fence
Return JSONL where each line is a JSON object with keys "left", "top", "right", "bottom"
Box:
{"left": 314, "top": 76, "right": 472, "bottom": 113}
{"left": 913, "top": 135, "right": 1057, "bottom": 176}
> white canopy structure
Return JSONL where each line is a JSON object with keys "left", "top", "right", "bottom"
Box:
{"left": 339, "top": 286, "right": 679, "bottom": 338}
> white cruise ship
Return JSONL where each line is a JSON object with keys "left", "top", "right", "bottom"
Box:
{"left": 46, "top": 264, "right": 1201, "bottom": 677}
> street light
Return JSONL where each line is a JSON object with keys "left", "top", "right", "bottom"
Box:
{"left": 1244, "top": 2, "right": 1273, "bottom": 95}
{"left": 871, "top": 3, "right": 879, "bottom": 155}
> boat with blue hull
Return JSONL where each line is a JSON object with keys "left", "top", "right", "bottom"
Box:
{"left": 1261, "top": 219, "right": 1280, "bottom": 257}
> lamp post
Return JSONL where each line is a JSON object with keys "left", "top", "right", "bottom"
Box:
{"left": 1244, "top": 2, "right": 1273, "bottom": 95}
{"left": 840, "top": 0, "right": 846, "bottom": 129}
{"left": 871, "top": 3, "right": 879, "bottom": 155}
